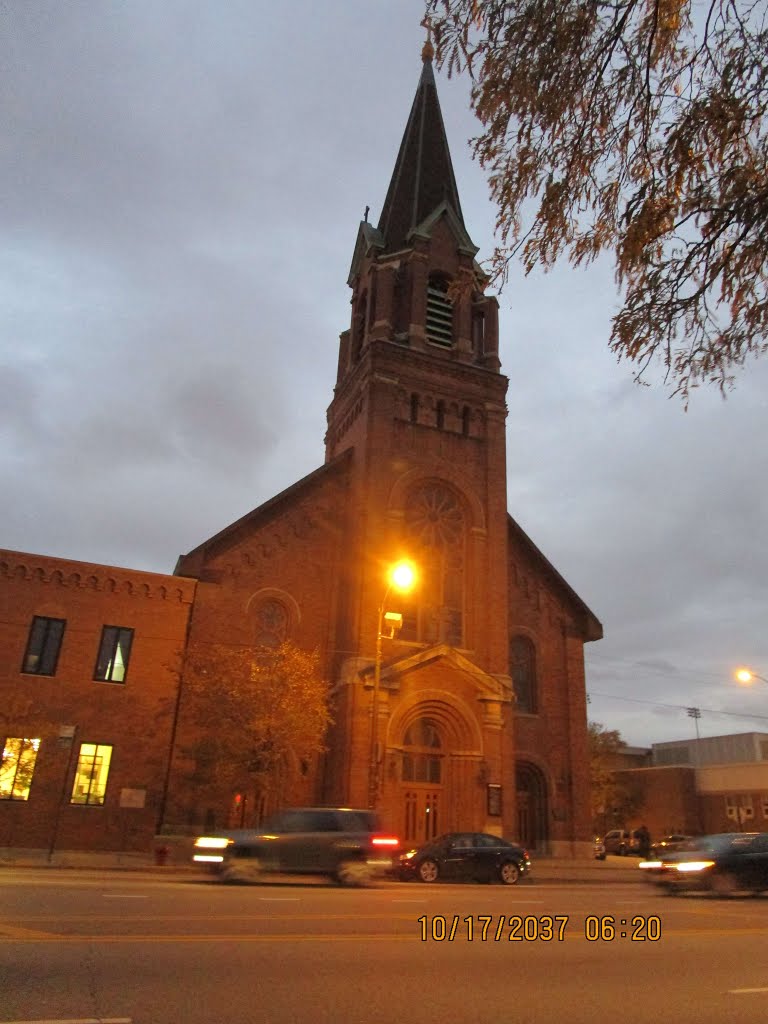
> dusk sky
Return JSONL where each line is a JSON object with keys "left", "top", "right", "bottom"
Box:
{"left": 3, "top": 1, "right": 767, "bottom": 749}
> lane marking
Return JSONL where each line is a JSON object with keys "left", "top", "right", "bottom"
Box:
{"left": 257, "top": 897, "right": 301, "bottom": 902}
{"left": 729, "top": 988, "right": 768, "bottom": 994}
{"left": 1, "top": 1019, "right": 132, "bottom": 1023}
{"left": 101, "top": 895, "right": 148, "bottom": 900}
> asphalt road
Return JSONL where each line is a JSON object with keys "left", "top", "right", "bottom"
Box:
{"left": 1, "top": 869, "right": 767, "bottom": 1024}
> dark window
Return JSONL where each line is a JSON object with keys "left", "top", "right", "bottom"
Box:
{"left": 255, "top": 600, "right": 289, "bottom": 647}
{"left": 402, "top": 718, "right": 443, "bottom": 783}
{"left": 510, "top": 635, "right": 537, "bottom": 713}
{"left": 21, "top": 616, "right": 65, "bottom": 675}
{"left": 436, "top": 400, "right": 445, "bottom": 429}
{"left": 410, "top": 392, "right": 420, "bottom": 424}
{"left": 94, "top": 626, "right": 134, "bottom": 683}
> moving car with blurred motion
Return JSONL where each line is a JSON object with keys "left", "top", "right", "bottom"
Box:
{"left": 193, "top": 806, "right": 399, "bottom": 885}
{"left": 398, "top": 832, "right": 531, "bottom": 885}
{"left": 640, "top": 832, "right": 768, "bottom": 895}
{"left": 650, "top": 833, "right": 692, "bottom": 857}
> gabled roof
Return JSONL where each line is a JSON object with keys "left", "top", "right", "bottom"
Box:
{"left": 376, "top": 49, "right": 472, "bottom": 255}
{"left": 507, "top": 514, "right": 603, "bottom": 642}
{"left": 360, "top": 641, "right": 512, "bottom": 700}
{"left": 174, "top": 450, "right": 353, "bottom": 578}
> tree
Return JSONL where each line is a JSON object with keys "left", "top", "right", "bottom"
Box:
{"left": 425, "top": 0, "right": 768, "bottom": 400}
{"left": 181, "top": 641, "right": 331, "bottom": 822}
{"left": 588, "top": 721, "right": 643, "bottom": 830}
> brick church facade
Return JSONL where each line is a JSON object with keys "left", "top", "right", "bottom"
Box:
{"left": 0, "top": 46, "right": 601, "bottom": 857}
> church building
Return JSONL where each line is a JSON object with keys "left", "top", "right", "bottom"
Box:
{"left": 0, "top": 44, "right": 601, "bottom": 858}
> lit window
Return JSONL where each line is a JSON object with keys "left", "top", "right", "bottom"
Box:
{"left": 0, "top": 738, "right": 41, "bottom": 800}
{"left": 94, "top": 626, "right": 133, "bottom": 683}
{"left": 70, "top": 743, "right": 112, "bottom": 805}
{"left": 21, "top": 616, "right": 66, "bottom": 675}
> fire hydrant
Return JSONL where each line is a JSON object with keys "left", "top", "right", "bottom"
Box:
{"left": 154, "top": 845, "right": 170, "bottom": 866}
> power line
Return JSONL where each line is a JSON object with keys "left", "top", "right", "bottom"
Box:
{"left": 587, "top": 689, "right": 768, "bottom": 724}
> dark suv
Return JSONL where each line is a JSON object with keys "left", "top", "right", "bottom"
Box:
{"left": 193, "top": 806, "right": 399, "bottom": 886}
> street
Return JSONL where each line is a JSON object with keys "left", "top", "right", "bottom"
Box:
{"left": 1, "top": 869, "right": 767, "bottom": 1023}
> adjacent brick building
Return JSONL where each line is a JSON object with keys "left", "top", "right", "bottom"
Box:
{"left": 1, "top": 45, "right": 602, "bottom": 856}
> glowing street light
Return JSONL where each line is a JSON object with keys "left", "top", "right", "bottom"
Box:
{"left": 368, "top": 560, "right": 417, "bottom": 809}
{"left": 734, "top": 667, "right": 768, "bottom": 686}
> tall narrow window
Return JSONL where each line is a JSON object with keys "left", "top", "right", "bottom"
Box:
{"left": 436, "top": 399, "right": 445, "bottom": 429}
{"left": 21, "top": 616, "right": 65, "bottom": 675}
{"left": 71, "top": 743, "right": 112, "bottom": 805}
{"left": 255, "top": 600, "right": 289, "bottom": 647}
{"left": 510, "top": 636, "right": 537, "bottom": 713}
{"left": 426, "top": 276, "right": 453, "bottom": 347}
{"left": 0, "top": 738, "right": 40, "bottom": 801}
{"left": 401, "top": 482, "right": 465, "bottom": 645}
{"left": 94, "top": 626, "right": 133, "bottom": 683}
{"left": 410, "top": 392, "right": 420, "bottom": 424}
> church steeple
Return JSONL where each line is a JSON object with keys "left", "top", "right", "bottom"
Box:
{"left": 327, "top": 42, "right": 503, "bottom": 463}
{"left": 376, "top": 44, "right": 469, "bottom": 256}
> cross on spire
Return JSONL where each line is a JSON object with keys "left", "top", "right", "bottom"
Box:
{"left": 420, "top": 15, "right": 435, "bottom": 61}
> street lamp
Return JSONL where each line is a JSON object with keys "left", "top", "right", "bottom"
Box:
{"left": 734, "top": 667, "right": 768, "bottom": 686}
{"left": 368, "top": 560, "right": 416, "bottom": 809}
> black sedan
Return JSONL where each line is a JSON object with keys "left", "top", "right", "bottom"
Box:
{"left": 640, "top": 832, "right": 768, "bottom": 895}
{"left": 398, "top": 832, "right": 531, "bottom": 885}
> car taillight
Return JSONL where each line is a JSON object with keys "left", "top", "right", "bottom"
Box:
{"left": 371, "top": 835, "right": 399, "bottom": 848}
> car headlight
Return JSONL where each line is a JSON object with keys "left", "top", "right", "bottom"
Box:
{"left": 674, "top": 860, "right": 715, "bottom": 873}
{"left": 401, "top": 850, "right": 418, "bottom": 861}
{"left": 194, "top": 836, "right": 231, "bottom": 850}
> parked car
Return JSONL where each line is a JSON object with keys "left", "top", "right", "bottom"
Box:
{"left": 639, "top": 832, "right": 768, "bottom": 895}
{"left": 192, "top": 806, "right": 399, "bottom": 886}
{"left": 602, "top": 829, "right": 639, "bottom": 855}
{"left": 398, "top": 832, "right": 531, "bottom": 885}
{"left": 593, "top": 836, "right": 606, "bottom": 860}
{"left": 649, "top": 833, "right": 692, "bottom": 858}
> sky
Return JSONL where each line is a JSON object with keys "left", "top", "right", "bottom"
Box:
{"left": 3, "top": 1, "right": 767, "bottom": 750}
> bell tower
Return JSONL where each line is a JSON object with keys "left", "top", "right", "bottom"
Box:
{"left": 324, "top": 40, "right": 511, "bottom": 680}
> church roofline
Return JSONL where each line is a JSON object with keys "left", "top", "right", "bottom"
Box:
{"left": 507, "top": 514, "right": 603, "bottom": 642}
{"left": 359, "top": 641, "right": 513, "bottom": 699}
{"left": 174, "top": 449, "right": 353, "bottom": 578}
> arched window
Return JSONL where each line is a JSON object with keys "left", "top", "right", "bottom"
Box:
{"left": 401, "top": 482, "right": 465, "bottom": 645}
{"left": 402, "top": 718, "right": 442, "bottom": 783}
{"left": 510, "top": 635, "right": 537, "bottom": 713}
{"left": 426, "top": 276, "right": 453, "bottom": 347}
{"left": 255, "top": 600, "right": 289, "bottom": 647}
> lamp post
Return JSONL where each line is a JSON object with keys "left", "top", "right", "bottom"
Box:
{"left": 734, "top": 667, "right": 768, "bottom": 686}
{"left": 368, "top": 561, "right": 416, "bottom": 809}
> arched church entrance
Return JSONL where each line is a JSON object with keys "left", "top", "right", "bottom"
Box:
{"left": 515, "top": 761, "right": 549, "bottom": 853}
{"left": 401, "top": 717, "right": 443, "bottom": 844}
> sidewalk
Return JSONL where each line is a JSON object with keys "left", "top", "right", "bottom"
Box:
{"left": 0, "top": 847, "right": 645, "bottom": 884}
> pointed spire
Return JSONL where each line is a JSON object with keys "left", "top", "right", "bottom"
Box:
{"left": 376, "top": 41, "right": 467, "bottom": 254}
